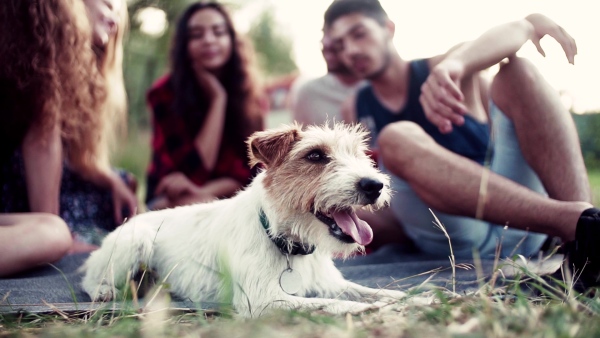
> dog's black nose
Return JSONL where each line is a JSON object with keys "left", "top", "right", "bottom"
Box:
{"left": 358, "top": 178, "right": 383, "bottom": 203}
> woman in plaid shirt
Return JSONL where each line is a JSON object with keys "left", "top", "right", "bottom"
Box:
{"left": 146, "top": 2, "right": 267, "bottom": 210}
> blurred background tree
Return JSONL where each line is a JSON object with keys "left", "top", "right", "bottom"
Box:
{"left": 247, "top": 7, "right": 298, "bottom": 78}
{"left": 573, "top": 113, "right": 600, "bottom": 169}
{"left": 123, "top": 0, "right": 297, "bottom": 128}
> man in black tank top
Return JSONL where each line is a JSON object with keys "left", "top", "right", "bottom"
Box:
{"left": 324, "top": 0, "right": 600, "bottom": 291}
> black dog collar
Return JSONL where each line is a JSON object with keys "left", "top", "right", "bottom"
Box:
{"left": 259, "top": 209, "right": 315, "bottom": 255}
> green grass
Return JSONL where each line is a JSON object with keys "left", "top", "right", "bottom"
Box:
{"left": 1, "top": 272, "right": 600, "bottom": 337}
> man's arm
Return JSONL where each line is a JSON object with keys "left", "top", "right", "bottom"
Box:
{"left": 443, "top": 13, "right": 575, "bottom": 76}
{"left": 421, "top": 13, "right": 576, "bottom": 133}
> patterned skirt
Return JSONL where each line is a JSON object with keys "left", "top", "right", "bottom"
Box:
{"left": 0, "top": 151, "right": 132, "bottom": 245}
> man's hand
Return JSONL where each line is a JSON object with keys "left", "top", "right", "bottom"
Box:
{"left": 420, "top": 59, "right": 468, "bottom": 134}
{"left": 525, "top": 13, "right": 577, "bottom": 64}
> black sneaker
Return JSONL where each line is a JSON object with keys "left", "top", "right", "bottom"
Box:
{"left": 565, "top": 207, "right": 600, "bottom": 293}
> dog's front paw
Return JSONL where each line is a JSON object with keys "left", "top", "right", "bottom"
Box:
{"left": 90, "top": 284, "right": 116, "bottom": 302}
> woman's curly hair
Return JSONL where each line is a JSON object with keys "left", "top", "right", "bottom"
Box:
{"left": 0, "top": 0, "right": 107, "bottom": 171}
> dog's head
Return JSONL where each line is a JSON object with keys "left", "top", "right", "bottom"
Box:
{"left": 247, "top": 122, "right": 391, "bottom": 256}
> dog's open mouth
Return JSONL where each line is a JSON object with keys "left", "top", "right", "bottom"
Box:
{"left": 315, "top": 208, "right": 373, "bottom": 246}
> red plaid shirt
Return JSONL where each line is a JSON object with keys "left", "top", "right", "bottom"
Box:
{"left": 145, "top": 75, "right": 256, "bottom": 203}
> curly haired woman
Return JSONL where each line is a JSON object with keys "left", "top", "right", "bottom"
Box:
{"left": 146, "top": 2, "right": 267, "bottom": 210}
{"left": 0, "top": 0, "right": 136, "bottom": 268}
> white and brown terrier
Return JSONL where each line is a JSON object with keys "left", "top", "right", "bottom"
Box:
{"left": 82, "top": 123, "right": 406, "bottom": 317}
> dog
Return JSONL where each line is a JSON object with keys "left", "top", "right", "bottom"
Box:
{"left": 81, "top": 123, "right": 407, "bottom": 317}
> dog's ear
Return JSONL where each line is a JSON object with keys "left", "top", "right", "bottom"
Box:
{"left": 247, "top": 124, "right": 302, "bottom": 168}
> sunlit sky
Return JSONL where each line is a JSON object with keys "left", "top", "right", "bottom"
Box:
{"left": 231, "top": 0, "right": 600, "bottom": 113}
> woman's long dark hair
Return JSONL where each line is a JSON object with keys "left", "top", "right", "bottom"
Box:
{"left": 169, "top": 1, "right": 263, "bottom": 156}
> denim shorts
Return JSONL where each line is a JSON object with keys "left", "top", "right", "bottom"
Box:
{"left": 384, "top": 102, "right": 548, "bottom": 259}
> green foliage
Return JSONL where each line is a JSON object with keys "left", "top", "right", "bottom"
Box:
{"left": 573, "top": 112, "right": 600, "bottom": 169}
{"left": 247, "top": 7, "right": 298, "bottom": 78}
{"left": 587, "top": 169, "right": 600, "bottom": 205}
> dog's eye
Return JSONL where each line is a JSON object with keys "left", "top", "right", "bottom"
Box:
{"left": 306, "top": 150, "right": 326, "bottom": 162}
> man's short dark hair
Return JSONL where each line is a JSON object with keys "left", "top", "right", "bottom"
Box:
{"left": 324, "top": 0, "right": 388, "bottom": 29}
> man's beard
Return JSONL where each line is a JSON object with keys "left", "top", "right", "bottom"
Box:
{"left": 328, "top": 63, "right": 354, "bottom": 77}
{"left": 365, "top": 47, "right": 392, "bottom": 81}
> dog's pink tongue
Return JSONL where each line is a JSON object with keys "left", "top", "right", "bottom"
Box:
{"left": 332, "top": 209, "right": 373, "bottom": 246}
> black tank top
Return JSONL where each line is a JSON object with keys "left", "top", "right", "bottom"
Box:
{"left": 356, "top": 59, "right": 491, "bottom": 164}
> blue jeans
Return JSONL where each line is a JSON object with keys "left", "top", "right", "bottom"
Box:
{"left": 385, "top": 102, "right": 548, "bottom": 259}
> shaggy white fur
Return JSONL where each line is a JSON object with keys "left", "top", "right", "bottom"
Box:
{"left": 82, "top": 123, "right": 407, "bottom": 317}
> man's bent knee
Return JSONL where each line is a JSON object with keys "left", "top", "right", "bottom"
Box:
{"left": 491, "top": 57, "right": 540, "bottom": 107}
{"left": 378, "top": 121, "right": 434, "bottom": 168}
{"left": 378, "top": 121, "right": 430, "bottom": 149}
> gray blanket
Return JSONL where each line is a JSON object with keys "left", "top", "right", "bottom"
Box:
{"left": 0, "top": 245, "right": 553, "bottom": 314}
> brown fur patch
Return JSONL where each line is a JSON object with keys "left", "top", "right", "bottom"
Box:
{"left": 247, "top": 124, "right": 302, "bottom": 169}
{"left": 265, "top": 144, "right": 333, "bottom": 218}
{"left": 245, "top": 122, "right": 389, "bottom": 229}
